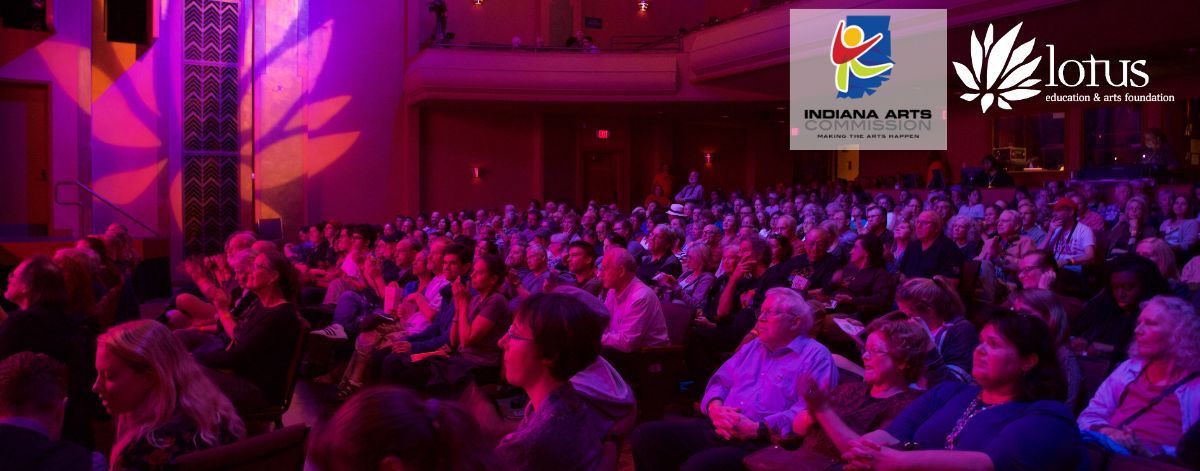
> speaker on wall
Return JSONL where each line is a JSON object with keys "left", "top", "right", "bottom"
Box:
{"left": 106, "top": 0, "right": 150, "bottom": 44}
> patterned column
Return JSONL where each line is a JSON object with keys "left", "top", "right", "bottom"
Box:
{"left": 182, "top": 0, "right": 240, "bottom": 255}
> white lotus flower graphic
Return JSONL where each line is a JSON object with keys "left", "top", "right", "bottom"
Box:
{"left": 953, "top": 23, "right": 1042, "bottom": 113}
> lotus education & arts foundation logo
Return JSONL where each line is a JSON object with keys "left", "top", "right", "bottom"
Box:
{"left": 953, "top": 22, "right": 1041, "bottom": 113}
{"left": 830, "top": 16, "right": 894, "bottom": 99}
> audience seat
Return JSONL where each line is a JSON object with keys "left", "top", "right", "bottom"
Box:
{"left": 244, "top": 321, "right": 309, "bottom": 432}
{"left": 176, "top": 424, "right": 309, "bottom": 471}
{"left": 633, "top": 302, "right": 696, "bottom": 419}
{"left": 1076, "top": 355, "right": 1112, "bottom": 414}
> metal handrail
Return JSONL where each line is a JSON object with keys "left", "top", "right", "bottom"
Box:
{"left": 54, "top": 181, "right": 161, "bottom": 237}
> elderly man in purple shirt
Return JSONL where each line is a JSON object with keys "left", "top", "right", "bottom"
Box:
{"left": 631, "top": 288, "right": 836, "bottom": 471}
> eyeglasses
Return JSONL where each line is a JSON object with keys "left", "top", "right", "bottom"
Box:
{"left": 1017, "top": 266, "right": 1045, "bottom": 274}
{"left": 862, "top": 347, "right": 891, "bottom": 359}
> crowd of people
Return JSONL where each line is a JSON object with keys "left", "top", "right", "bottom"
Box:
{"left": 3, "top": 164, "right": 1200, "bottom": 470}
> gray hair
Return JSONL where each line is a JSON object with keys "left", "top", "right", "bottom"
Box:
{"left": 604, "top": 247, "right": 637, "bottom": 272}
{"left": 1131, "top": 296, "right": 1200, "bottom": 372}
{"left": 765, "top": 288, "right": 814, "bottom": 335}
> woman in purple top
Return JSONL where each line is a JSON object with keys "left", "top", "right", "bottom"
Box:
{"left": 496, "top": 292, "right": 623, "bottom": 471}
{"left": 840, "top": 311, "right": 1082, "bottom": 471}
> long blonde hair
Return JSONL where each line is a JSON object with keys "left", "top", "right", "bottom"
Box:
{"left": 99, "top": 320, "right": 244, "bottom": 467}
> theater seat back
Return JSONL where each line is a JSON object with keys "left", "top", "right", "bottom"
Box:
{"left": 661, "top": 302, "right": 695, "bottom": 346}
{"left": 176, "top": 424, "right": 309, "bottom": 471}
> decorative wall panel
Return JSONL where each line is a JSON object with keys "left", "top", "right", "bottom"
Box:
{"left": 182, "top": 0, "right": 240, "bottom": 255}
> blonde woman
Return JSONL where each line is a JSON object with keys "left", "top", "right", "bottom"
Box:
{"left": 94, "top": 320, "right": 243, "bottom": 470}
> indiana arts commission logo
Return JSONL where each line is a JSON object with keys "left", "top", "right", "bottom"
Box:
{"left": 830, "top": 16, "right": 894, "bottom": 99}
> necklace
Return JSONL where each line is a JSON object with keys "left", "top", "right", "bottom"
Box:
{"left": 944, "top": 395, "right": 993, "bottom": 450}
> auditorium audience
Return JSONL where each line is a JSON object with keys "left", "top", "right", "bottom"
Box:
{"left": 840, "top": 311, "right": 1080, "bottom": 470}
{"left": 745, "top": 314, "right": 928, "bottom": 467}
{"left": 6, "top": 164, "right": 1200, "bottom": 469}
{"left": 95, "top": 320, "right": 243, "bottom": 470}
{"left": 0, "top": 255, "right": 98, "bottom": 448}
{"left": 632, "top": 288, "right": 835, "bottom": 471}
{"left": 1071, "top": 255, "right": 1170, "bottom": 362}
{"left": 1078, "top": 296, "right": 1200, "bottom": 458}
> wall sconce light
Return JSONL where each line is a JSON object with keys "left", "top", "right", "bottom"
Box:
{"left": 704, "top": 152, "right": 713, "bottom": 166}
{"left": 472, "top": 166, "right": 482, "bottom": 179}
{"left": 637, "top": 1, "right": 648, "bottom": 12}
{"left": 473, "top": 0, "right": 483, "bottom": 5}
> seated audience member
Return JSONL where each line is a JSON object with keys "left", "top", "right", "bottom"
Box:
{"left": 1107, "top": 196, "right": 1156, "bottom": 259}
{"left": 173, "top": 249, "right": 259, "bottom": 355}
{"left": 377, "top": 245, "right": 467, "bottom": 383}
{"left": 1072, "top": 255, "right": 1170, "bottom": 362}
{"left": 1018, "top": 201, "right": 1047, "bottom": 247}
{"left": 779, "top": 228, "right": 841, "bottom": 293}
{"left": 636, "top": 225, "right": 684, "bottom": 286}
{"left": 0, "top": 255, "right": 97, "bottom": 448}
{"left": 898, "top": 211, "right": 964, "bottom": 285}
{"left": 888, "top": 220, "right": 913, "bottom": 270}
{"left": 510, "top": 243, "right": 572, "bottom": 300}
{"left": 659, "top": 244, "right": 716, "bottom": 312}
{"left": 446, "top": 253, "right": 511, "bottom": 383}
{"left": 194, "top": 250, "right": 304, "bottom": 413}
{"left": 1078, "top": 296, "right": 1200, "bottom": 458}
{"left": 1040, "top": 197, "right": 1096, "bottom": 272}
{"left": 896, "top": 278, "right": 977, "bottom": 382}
{"left": 169, "top": 232, "right": 256, "bottom": 327}
{"left": 307, "top": 386, "right": 498, "bottom": 471}
{"left": 767, "top": 234, "right": 792, "bottom": 268}
{"left": 51, "top": 248, "right": 99, "bottom": 323}
{"left": 675, "top": 170, "right": 705, "bottom": 204}
{"left": 840, "top": 311, "right": 1080, "bottom": 471}
{"left": 565, "top": 240, "right": 603, "bottom": 297}
{"left": 600, "top": 248, "right": 669, "bottom": 372}
{"left": 1010, "top": 289, "right": 1084, "bottom": 408}
{"left": 631, "top": 288, "right": 836, "bottom": 471}
{"left": 1014, "top": 249, "right": 1084, "bottom": 320}
{"left": 319, "top": 224, "right": 374, "bottom": 308}
{"left": 338, "top": 249, "right": 436, "bottom": 398}
{"left": 747, "top": 315, "right": 928, "bottom": 466}
{"left": 0, "top": 352, "right": 98, "bottom": 471}
{"left": 1160, "top": 195, "right": 1199, "bottom": 254}
{"left": 1137, "top": 237, "right": 1189, "bottom": 297}
{"left": 688, "top": 237, "right": 774, "bottom": 379}
{"left": 977, "top": 209, "right": 1035, "bottom": 285}
{"left": 95, "top": 320, "right": 244, "bottom": 470}
{"left": 820, "top": 234, "right": 895, "bottom": 322}
{"left": 948, "top": 215, "right": 982, "bottom": 261}
{"left": 496, "top": 293, "right": 628, "bottom": 470}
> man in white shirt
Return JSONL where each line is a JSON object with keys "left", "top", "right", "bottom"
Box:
{"left": 599, "top": 248, "right": 670, "bottom": 377}
{"left": 1040, "top": 197, "right": 1095, "bottom": 272}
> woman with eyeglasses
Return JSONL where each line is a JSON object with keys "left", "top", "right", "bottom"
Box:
{"left": 840, "top": 311, "right": 1081, "bottom": 471}
{"left": 496, "top": 292, "right": 621, "bottom": 471}
{"left": 744, "top": 314, "right": 928, "bottom": 468}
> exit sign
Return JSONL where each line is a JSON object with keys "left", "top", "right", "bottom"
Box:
{"left": 596, "top": 129, "right": 610, "bottom": 139}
